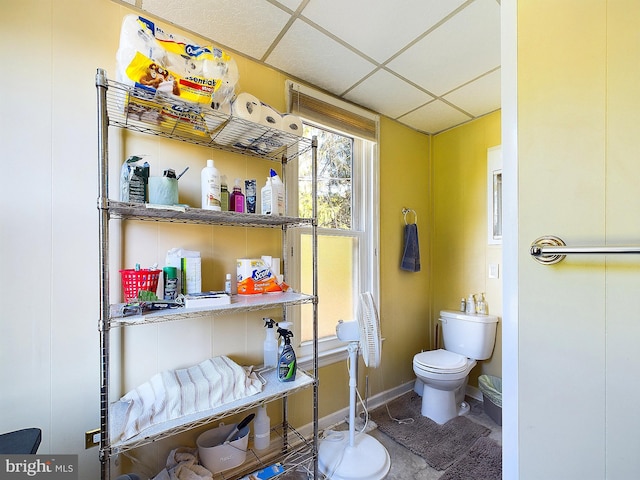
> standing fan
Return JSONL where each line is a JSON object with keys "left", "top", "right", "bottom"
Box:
{"left": 318, "top": 292, "right": 391, "bottom": 480}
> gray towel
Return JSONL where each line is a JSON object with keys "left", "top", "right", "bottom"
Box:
{"left": 401, "top": 223, "right": 420, "bottom": 272}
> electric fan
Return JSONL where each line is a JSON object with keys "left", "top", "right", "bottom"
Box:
{"left": 318, "top": 292, "right": 391, "bottom": 480}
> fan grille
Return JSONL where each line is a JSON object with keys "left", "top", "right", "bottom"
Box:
{"left": 357, "top": 292, "right": 382, "bottom": 368}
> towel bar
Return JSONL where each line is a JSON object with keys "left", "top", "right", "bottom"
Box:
{"left": 530, "top": 235, "right": 640, "bottom": 264}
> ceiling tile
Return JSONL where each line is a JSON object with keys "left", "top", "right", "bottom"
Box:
{"left": 274, "top": 0, "right": 303, "bottom": 12}
{"left": 399, "top": 100, "right": 472, "bottom": 134}
{"left": 140, "top": 0, "right": 291, "bottom": 59}
{"left": 343, "top": 69, "right": 434, "bottom": 119}
{"left": 301, "top": 0, "right": 467, "bottom": 63}
{"left": 266, "top": 19, "right": 377, "bottom": 95}
{"left": 387, "top": 0, "right": 500, "bottom": 96}
{"left": 443, "top": 68, "right": 501, "bottom": 117}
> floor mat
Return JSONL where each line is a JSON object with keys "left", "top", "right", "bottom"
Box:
{"left": 439, "top": 436, "right": 502, "bottom": 480}
{"left": 369, "top": 392, "right": 490, "bottom": 471}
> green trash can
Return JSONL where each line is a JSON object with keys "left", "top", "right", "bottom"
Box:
{"left": 479, "top": 375, "right": 502, "bottom": 426}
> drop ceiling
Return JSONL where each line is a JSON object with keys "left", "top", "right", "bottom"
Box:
{"left": 120, "top": 0, "right": 501, "bottom": 135}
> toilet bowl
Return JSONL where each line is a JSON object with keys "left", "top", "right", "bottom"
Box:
{"left": 413, "top": 349, "right": 476, "bottom": 424}
{"left": 412, "top": 310, "right": 498, "bottom": 425}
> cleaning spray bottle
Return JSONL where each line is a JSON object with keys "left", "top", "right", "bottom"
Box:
{"left": 229, "top": 178, "right": 245, "bottom": 212}
{"left": 277, "top": 321, "right": 293, "bottom": 357}
{"left": 263, "top": 318, "right": 278, "bottom": 368}
{"left": 277, "top": 327, "right": 296, "bottom": 382}
{"left": 253, "top": 404, "right": 271, "bottom": 451}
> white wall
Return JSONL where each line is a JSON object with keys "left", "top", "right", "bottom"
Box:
{"left": 507, "top": 1, "right": 640, "bottom": 478}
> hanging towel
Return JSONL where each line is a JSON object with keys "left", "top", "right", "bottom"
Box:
{"left": 401, "top": 223, "right": 421, "bottom": 272}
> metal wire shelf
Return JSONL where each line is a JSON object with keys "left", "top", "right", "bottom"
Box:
{"left": 104, "top": 77, "right": 312, "bottom": 162}
{"left": 107, "top": 369, "right": 315, "bottom": 455}
{"left": 109, "top": 292, "right": 315, "bottom": 327}
{"left": 105, "top": 200, "right": 314, "bottom": 228}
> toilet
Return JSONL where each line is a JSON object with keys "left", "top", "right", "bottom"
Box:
{"left": 413, "top": 310, "right": 498, "bottom": 424}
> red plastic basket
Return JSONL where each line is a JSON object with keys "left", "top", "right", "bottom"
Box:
{"left": 119, "top": 269, "right": 161, "bottom": 302}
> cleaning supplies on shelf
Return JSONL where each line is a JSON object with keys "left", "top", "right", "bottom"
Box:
{"left": 253, "top": 405, "right": 271, "bottom": 451}
{"left": 224, "top": 273, "right": 232, "bottom": 294}
{"left": 277, "top": 327, "right": 296, "bottom": 382}
{"left": 220, "top": 175, "right": 229, "bottom": 211}
{"left": 237, "top": 258, "right": 283, "bottom": 294}
{"left": 230, "top": 178, "right": 245, "bottom": 212}
{"left": 201, "top": 159, "right": 221, "bottom": 210}
{"left": 162, "top": 266, "right": 178, "bottom": 300}
{"left": 263, "top": 318, "right": 278, "bottom": 368}
{"left": 245, "top": 179, "right": 257, "bottom": 213}
{"left": 277, "top": 321, "right": 292, "bottom": 357}
{"left": 261, "top": 169, "right": 285, "bottom": 215}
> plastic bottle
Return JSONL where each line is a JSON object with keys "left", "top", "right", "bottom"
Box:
{"left": 270, "top": 169, "right": 285, "bottom": 216}
{"left": 277, "top": 321, "right": 293, "bottom": 357}
{"left": 261, "top": 176, "right": 272, "bottom": 214}
{"left": 224, "top": 273, "right": 232, "bottom": 295}
{"left": 465, "top": 294, "right": 475, "bottom": 314}
{"left": 220, "top": 175, "right": 229, "bottom": 211}
{"left": 201, "top": 159, "right": 221, "bottom": 210}
{"left": 263, "top": 318, "right": 278, "bottom": 368}
{"left": 253, "top": 405, "right": 271, "bottom": 451}
{"left": 277, "top": 327, "right": 296, "bottom": 382}
{"left": 460, "top": 297, "right": 466, "bottom": 312}
{"left": 229, "top": 178, "right": 245, "bottom": 212}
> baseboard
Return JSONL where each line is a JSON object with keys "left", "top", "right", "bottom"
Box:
{"left": 295, "top": 380, "right": 416, "bottom": 439}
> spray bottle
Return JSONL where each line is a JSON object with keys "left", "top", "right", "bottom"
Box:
{"left": 277, "top": 321, "right": 293, "bottom": 357}
{"left": 253, "top": 404, "right": 271, "bottom": 451}
{"left": 277, "top": 327, "right": 296, "bottom": 382}
{"left": 263, "top": 318, "right": 278, "bottom": 368}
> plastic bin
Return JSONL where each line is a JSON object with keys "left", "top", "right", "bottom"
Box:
{"left": 479, "top": 374, "right": 502, "bottom": 426}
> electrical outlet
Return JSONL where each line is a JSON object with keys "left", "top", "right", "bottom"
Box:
{"left": 85, "top": 429, "right": 100, "bottom": 449}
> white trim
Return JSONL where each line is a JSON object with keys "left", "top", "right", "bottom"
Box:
{"left": 502, "top": 0, "right": 519, "bottom": 477}
{"left": 295, "top": 380, "right": 416, "bottom": 439}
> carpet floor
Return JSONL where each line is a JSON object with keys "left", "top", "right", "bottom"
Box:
{"left": 369, "top": 392, "right": 490, "bottom": 471}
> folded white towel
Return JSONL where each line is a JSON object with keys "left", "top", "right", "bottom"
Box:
{"left": 112, "top": 356, "right": 263, "bottom": 443}
{"left": 152, "top": 447, "right": 213, "bottom": 480}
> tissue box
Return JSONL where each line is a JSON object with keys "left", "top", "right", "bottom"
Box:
{"left": 237, "top": 258, "right": 282, "bottom": 295}
{"left": 184, "top": 291, "right": 230, "bottom": 309}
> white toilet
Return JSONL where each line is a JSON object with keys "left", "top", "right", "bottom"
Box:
{"left": 413, "top": 310, "right": 498, "bottom": 424}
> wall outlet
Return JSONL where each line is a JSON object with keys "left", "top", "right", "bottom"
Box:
{"left": 85, "top": 429, "right": 100, "bottom": 449}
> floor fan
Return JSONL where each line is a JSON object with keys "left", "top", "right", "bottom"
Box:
{"left": 318, "top": 292, "right": 391, "bottom": 480}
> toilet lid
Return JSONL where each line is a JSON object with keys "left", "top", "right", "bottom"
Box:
{"left": 414, "top": 349, "right": 469, "bottom": 373}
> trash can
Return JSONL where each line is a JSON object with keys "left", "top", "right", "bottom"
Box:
{"left": 479, "top": 374, "right": 502, "bottom": 426}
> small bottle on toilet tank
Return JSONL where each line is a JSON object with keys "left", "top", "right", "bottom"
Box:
{"left": 460, "top": 298, "right": 466, "bottom": 312}
{"left": 465, "top": 294, "right": 475, "bottom": 314}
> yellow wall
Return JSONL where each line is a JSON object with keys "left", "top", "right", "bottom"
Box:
{"left": 432, "top": 111, "right": 502, "bottom": 386}
{"left": 0, "top": 0, "right": 433, "bottom": 477}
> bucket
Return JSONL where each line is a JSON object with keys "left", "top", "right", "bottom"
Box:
{"left": 196, "top": 423, "right": 249, "bottom": 474}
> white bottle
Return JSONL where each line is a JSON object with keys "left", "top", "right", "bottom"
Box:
{"left": 201, "top": 159, "right": 221, "bottom": 210}
{"left": 261, "top": 169, "right": 285, "bottom": 215}
{"left": 224, "top": 273, "right": 231, "bottom": 294}
{"left": 263, "top": 319, "right": 278, "bottom": 368}
{"left": 253, "top": 405, "right": 271, "bottom": 451}
{"left": 465, "top": 294, "right": 475, "bottom": 314}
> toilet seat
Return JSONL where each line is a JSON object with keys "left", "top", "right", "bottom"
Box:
{"left": 414, "top": 349, "right": 469, "bottom": 374}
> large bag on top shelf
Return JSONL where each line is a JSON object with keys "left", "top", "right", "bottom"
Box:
{"left": 115, "top": 15, "right": 238, "bottom": 135}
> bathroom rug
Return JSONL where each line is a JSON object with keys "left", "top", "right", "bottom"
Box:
{"left": 370, "top": 392, "right": 490, "bottom": 470}
{"left": 439, "top": 436, "right": 502, "bottom": 480}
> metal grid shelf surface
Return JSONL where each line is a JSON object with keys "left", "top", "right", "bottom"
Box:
{"left": 108, "top": 368, "right": 315, "bottom": 455}
{"left": 109, "top": 292, "right": 315, "bottom": 327}
{"left": 104, "top": 77, "right": 312, "bottom": 162}
{"left": 106, "top": 200, "right": 314, "bottom": 228}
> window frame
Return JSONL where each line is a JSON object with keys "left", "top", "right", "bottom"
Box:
{"left": 285, "top": 114, "right": 379, "bottom": 367}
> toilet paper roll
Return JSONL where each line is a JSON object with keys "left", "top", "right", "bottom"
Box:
{"left": 260, "top": 104, "right": 283, "bottom": 131}
{"left": 281, "top": 114, "right": 303, "bottom": 136}
{"left": 214, "top": 92, "right": 264, "bottom": 147}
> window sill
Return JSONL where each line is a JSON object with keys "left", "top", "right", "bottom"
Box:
{"left": 297, "top": 344, "right": 349, "bottom": 370}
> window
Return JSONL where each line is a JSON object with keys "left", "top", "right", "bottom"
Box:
{"left": 285, "top": 82, "right": 379, "bottom": 365}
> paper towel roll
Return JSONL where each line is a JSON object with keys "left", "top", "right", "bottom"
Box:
{"left": 281, "top": 114, "right": 303, "bottom": 136}
{"left": 213, "top": 93, "right": 264, "bottom": 147}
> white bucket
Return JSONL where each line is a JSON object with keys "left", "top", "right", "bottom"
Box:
{"left": 196, "top": 423, "right": 249, "bottom": 474}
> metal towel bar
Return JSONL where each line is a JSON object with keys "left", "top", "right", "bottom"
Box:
{"left": 530, "top": 235, "right": 640, "bottom": 265}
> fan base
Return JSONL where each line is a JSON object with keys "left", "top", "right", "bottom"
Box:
{"left": 318, "top": 431, "right": 391, "bottom": 480}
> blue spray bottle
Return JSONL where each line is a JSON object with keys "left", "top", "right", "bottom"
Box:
{"left": 277, "top": 327, "right": 296, "bottom": 382}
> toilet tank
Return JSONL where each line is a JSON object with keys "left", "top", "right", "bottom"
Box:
{"left": 439, "top": 310, "right": 498, "bottom": 360}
